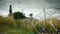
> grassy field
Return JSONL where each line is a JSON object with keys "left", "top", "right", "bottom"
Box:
{"left": 0, "top": 16, "right": 60, "bottom": 34}
{"left": 0, "top": 16, "right": 34, "bottom": 34}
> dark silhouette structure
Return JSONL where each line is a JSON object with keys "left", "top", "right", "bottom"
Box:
{"left": 9, "top": 5, "right": 13, "bottom": 16}
{"left": 30, "top": 14, "right": 33, "bottom": 17}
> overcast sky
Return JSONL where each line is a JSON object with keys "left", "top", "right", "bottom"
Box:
{"left": 0, "top": 0, "right": 60, "bottom": 18}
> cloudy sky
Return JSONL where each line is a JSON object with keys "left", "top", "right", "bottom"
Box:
{"left": 0, "top": 0, "right": 60, "bottom": 18}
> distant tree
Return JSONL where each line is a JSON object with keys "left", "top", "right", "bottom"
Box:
{"left": 29, "top": 13, "right": 33, "bottom": 17}
{"left": 13, "top": 11, "right": 26, "bottom": 20}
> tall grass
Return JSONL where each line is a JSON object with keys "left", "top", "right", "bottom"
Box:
{"left": 0, "top": 16, "right": 60, "bottom": 34}
{"left": 0, "top": 16, "right": 34, "bottom": 34}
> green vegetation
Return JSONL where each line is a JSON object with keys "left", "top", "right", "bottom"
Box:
{"left": 0, "top": 16, "right": 34, "bottom": 34}
{"left": 13, "top": 11, "right": 26, "bottom": 20}
{"left": 0, "top": 16, "right": 60, "bottom": 34}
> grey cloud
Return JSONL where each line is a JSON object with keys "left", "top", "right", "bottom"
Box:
{"left": 0, "top": 0, "right": 60, "bottom": 16}
{"left": 0, "top": 0, "right": 8, "bottom": 10}
{"left": 45, "top": 0, "right": 60, "bottom": 8}
{"left": 0, "top": 0, "right": 52, "bottom": 9}
{"left": 45, "top": 0, "right": 60, "bottom": 14}
{"left": 45, "top": 0, "right": 60, "bottom": 3}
